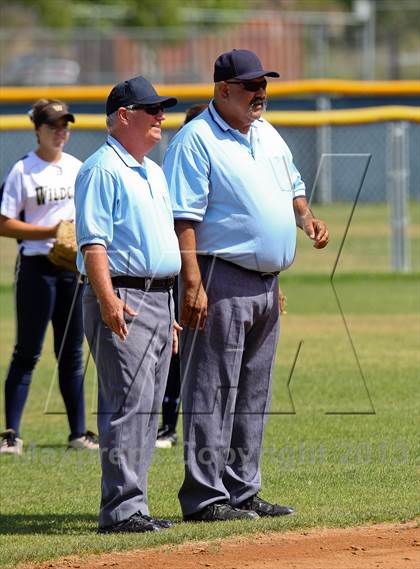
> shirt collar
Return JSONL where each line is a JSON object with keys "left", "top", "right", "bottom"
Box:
{"left": 208, "top": 100, "right": 262, "bottom": 136}
{"left": 106, "top": 135, "right": 145, "bottom": 170}
{"left": 208, "top": 100, "right": 231, "bottom": 132}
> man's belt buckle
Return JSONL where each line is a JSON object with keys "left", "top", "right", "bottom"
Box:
{"left": 144, "top": 276, "right": 175, "bottom": 290}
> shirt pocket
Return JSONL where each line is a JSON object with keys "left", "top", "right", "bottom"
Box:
{"left": 267, "top": 155, "right": 294, "bottom": 193}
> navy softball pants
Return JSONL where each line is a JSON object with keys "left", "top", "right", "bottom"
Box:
{"left": 4, "top": 254, "right": 85, "bottom": 438}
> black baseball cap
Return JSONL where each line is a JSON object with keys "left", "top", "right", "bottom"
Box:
{"left": 106, "top": 76, "right": 177, "bottom": 116}
{"left": 214, "top": 49, "right": 280, "bottom": 82}
{"left": 31, "top": 100, "right": 75, "bottom": 127}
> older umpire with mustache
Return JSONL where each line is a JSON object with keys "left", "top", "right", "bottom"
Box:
{"left": 163, "top": 49, "right": 329, "bottom": 522}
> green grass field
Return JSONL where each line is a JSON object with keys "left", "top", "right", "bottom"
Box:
{"left": 0, "top": 203, "right": 419, "bottom": 568}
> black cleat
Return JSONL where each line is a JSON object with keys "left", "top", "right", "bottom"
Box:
{"left": 142, "top": 514, "right": 174, "bottom": 529}
{"left": 97, "top": 512, "right": 161, "bottom": 534}
{"left": 236, "top": 495, "right": 294, "bottom": 517}
{"left": 184, "top": 502, "right": 259, "bottom": 522}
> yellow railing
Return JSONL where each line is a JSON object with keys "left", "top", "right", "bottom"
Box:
{"left": 0, "top": 80, "right": 419, "bottom": 103}
{"left": 0, "top": 106, "right": 419, "bottom": 130}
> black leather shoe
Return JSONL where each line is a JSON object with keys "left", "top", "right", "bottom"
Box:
{"left": 143, "top": 514, "right": 174, "bottom": 529}
{"left": 184, "top": 502, "right": 259, "bottom": 522}
{"left": 237, "top": 495, "right": 294, "bottom": 517}
{"left": 97, "top": 512, "right": 161, "bottom": 533}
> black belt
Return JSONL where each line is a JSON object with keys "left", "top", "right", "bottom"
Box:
{"left": 111, "top": 275, "right": 175, "bottom": 291}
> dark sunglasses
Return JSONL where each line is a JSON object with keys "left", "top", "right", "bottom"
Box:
{"left": 225, "top": 79, "right": 267, "bottom": 92}
{"left": 127, "top": 103, "right": 165, "bottom": 115}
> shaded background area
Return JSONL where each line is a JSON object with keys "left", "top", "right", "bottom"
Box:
{"left": 1, "top": 0, "right": 419, "bottom": 85}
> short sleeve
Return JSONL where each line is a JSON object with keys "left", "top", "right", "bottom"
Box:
{"left": 75, "top": 166, "right": 117, "bottom": 249}
{"left": 0, "top": 162, "right": 24, "bottom": 219}
{"left": 288, "top": 159, "right": 306, "bottom": 197}
{"left": 163, "top": 142, "right": 210, "bottom": 222}
{"left": 277, "top": 136, "right": 306, "bottom": 198}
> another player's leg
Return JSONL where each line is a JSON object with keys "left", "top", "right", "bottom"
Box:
{"left": 52, "top": 270, "right": 97, "bottom": 449}
{"left": 156, "top": 352, "right": 180, "bottom": 448}
{"left": 156, "top": 278, "right": 180, "bottom": 449}
{"left": 1, "top": 256, "right": 55, "bottom": 455}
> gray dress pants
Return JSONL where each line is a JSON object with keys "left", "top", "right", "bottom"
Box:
{"left": 179, "top": 256, "right": 280, "bottom": 516}
{"left": 83, "top": 285, "right": 173, "bottom": 527}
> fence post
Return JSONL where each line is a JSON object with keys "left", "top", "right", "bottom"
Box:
{"left": 387, "top": 121, "right": 411, "bottom": 272}
{"left": 316, "top": 96, "right": 332, "bottom": 203}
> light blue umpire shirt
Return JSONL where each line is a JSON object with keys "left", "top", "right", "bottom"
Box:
{"left": 75, "top": 135, "right": 181, "bottom": 278}
{"left": 163, "top": 100, "right": 306, "bottom": 273}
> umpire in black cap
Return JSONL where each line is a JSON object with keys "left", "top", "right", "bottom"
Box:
{"left": 75, "top": 76, "right": 181, "bottom": 533}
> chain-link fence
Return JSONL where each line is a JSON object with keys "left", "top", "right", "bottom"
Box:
{"left": 1, "top": 120, "right": 418, "bottom": 201}
{"left": 0, "top": 118, "right": 418, "bottom": 273}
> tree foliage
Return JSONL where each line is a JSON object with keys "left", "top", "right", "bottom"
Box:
{"left": 9, "top": 0, "right": 249, "bottom": 28}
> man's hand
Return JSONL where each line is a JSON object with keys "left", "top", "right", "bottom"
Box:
{"left": 181, "top": 281, "right": 208, "bottom": 330}
{"left": 293, "top": 197, "right": 329, "bottom": 249}
{"left": 83, "top": 244, "right": 137, "bottom": 340}
{"left": 175, "top": 220, "right": 208, "bottom": 331}
{"left": 172, "top": 320, "right": 183, "bottom": 354}
{"left": 279, "top": 287, "right": 287, "bottom": 314}
{"left": 99, "top": 294, "right": 138, "bottom": 341}
{"left": 301, "top": 215, "right": 329, "bottom": 249}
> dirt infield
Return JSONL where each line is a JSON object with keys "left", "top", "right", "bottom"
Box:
{"left": 27, "top": 521, "right": 419, "bottom": 569}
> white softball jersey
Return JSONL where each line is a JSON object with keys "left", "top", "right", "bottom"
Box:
{"left": 0, "top": 151, "right": 82, "bottom": 255}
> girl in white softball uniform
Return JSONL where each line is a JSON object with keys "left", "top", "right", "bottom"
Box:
{"left": 0, "top": 99, "right": 98, "bottom": 454}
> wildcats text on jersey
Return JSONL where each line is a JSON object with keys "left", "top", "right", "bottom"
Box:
{"left": 35, "top": 185, "right": 74, "bottom": 205}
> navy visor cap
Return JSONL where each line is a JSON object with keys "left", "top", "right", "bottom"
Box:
{"left": 214, "top": 49, "right": 280, "bottom": 82}
{"left": 106, "top": 75, "right": 177, "bottom": 116}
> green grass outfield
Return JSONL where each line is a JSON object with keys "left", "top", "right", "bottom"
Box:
{"left": 0, "top": 202, "right": 419, "bottom": 567}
